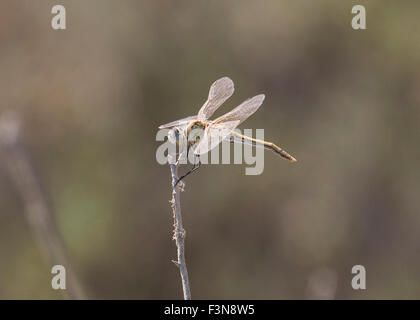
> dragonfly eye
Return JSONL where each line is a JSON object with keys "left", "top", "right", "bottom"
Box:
{"left": 168, "top": 128, "right": 180, "bottom": 144}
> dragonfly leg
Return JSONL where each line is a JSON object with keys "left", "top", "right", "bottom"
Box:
{"left": 174, "top": 158, "right": 201, "bottom": 187}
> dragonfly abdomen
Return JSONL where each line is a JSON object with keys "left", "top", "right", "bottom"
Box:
{"left": 229, "top": 131, "right": 297, "bottom": 162}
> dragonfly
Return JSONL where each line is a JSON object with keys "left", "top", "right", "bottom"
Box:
{"left": 159, "top": 77, "right": 297, "bottom": 186}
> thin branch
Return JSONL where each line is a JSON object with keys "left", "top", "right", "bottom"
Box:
{"left": 0, "top": 111, "right": 86, "bottom": 299}
{"left": 169, "top": 163, "right": 191, "bottom": 300}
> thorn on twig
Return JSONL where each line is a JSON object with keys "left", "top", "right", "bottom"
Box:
{"left": 178, "top": 180, "right": 185, "bottom": 191}
{"left": 172, "top": 228, "right": 186, "bottom": 241}
{"left": 172, "top": 260, "right": 180, "bottom": 268}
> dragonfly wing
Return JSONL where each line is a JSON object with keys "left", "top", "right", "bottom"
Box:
{"left": 213, "top": 94, "right": 265, "bottom": 126}
{"left": 158, "top": 115, "right": 197, "bottom": 129}
{"left": 197, "top": 77, "right": 234, "bottom": 121}
{"left": 193, "top": 120, "right": 240, "bottom": 155}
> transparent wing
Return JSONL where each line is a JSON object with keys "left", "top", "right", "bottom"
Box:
{"left": 197, "top": 77, "right": 234, "bottom": 121}
{"left": 213, "top": 94, "right": 265, "bottom": 125}
{"left": 193, "top": 120, "right": 240, "bottom": 155}
{"left": 158, "top": 115, "right": 197, "bottom": 129}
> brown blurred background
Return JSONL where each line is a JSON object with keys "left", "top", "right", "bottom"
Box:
{"left": 0, "top": 0, "right": 420, "bottom": 299}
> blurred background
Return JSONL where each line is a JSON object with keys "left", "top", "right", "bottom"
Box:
{"left": 0, "top": 0, "right": 420, "bottom": 299}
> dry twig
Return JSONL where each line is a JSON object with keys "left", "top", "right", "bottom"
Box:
{"left": 169, "top": 162, "right": 191, "bottom": 300}
{"left": 0, "top": 111, "right": 86, "bottom": 299}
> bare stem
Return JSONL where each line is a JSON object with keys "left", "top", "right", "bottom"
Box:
{"left": 169, "top": 163, "right": 191, "bottom": 300}
{"left": 0, "top": 112, "right": 86, "bottom": 299}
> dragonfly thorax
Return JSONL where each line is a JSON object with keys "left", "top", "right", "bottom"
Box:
{"left": 186, "top": 120, "right": 206, "bottom": 146}
{"left": 167, "top": 120, "right": 207, "bottom": 148}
